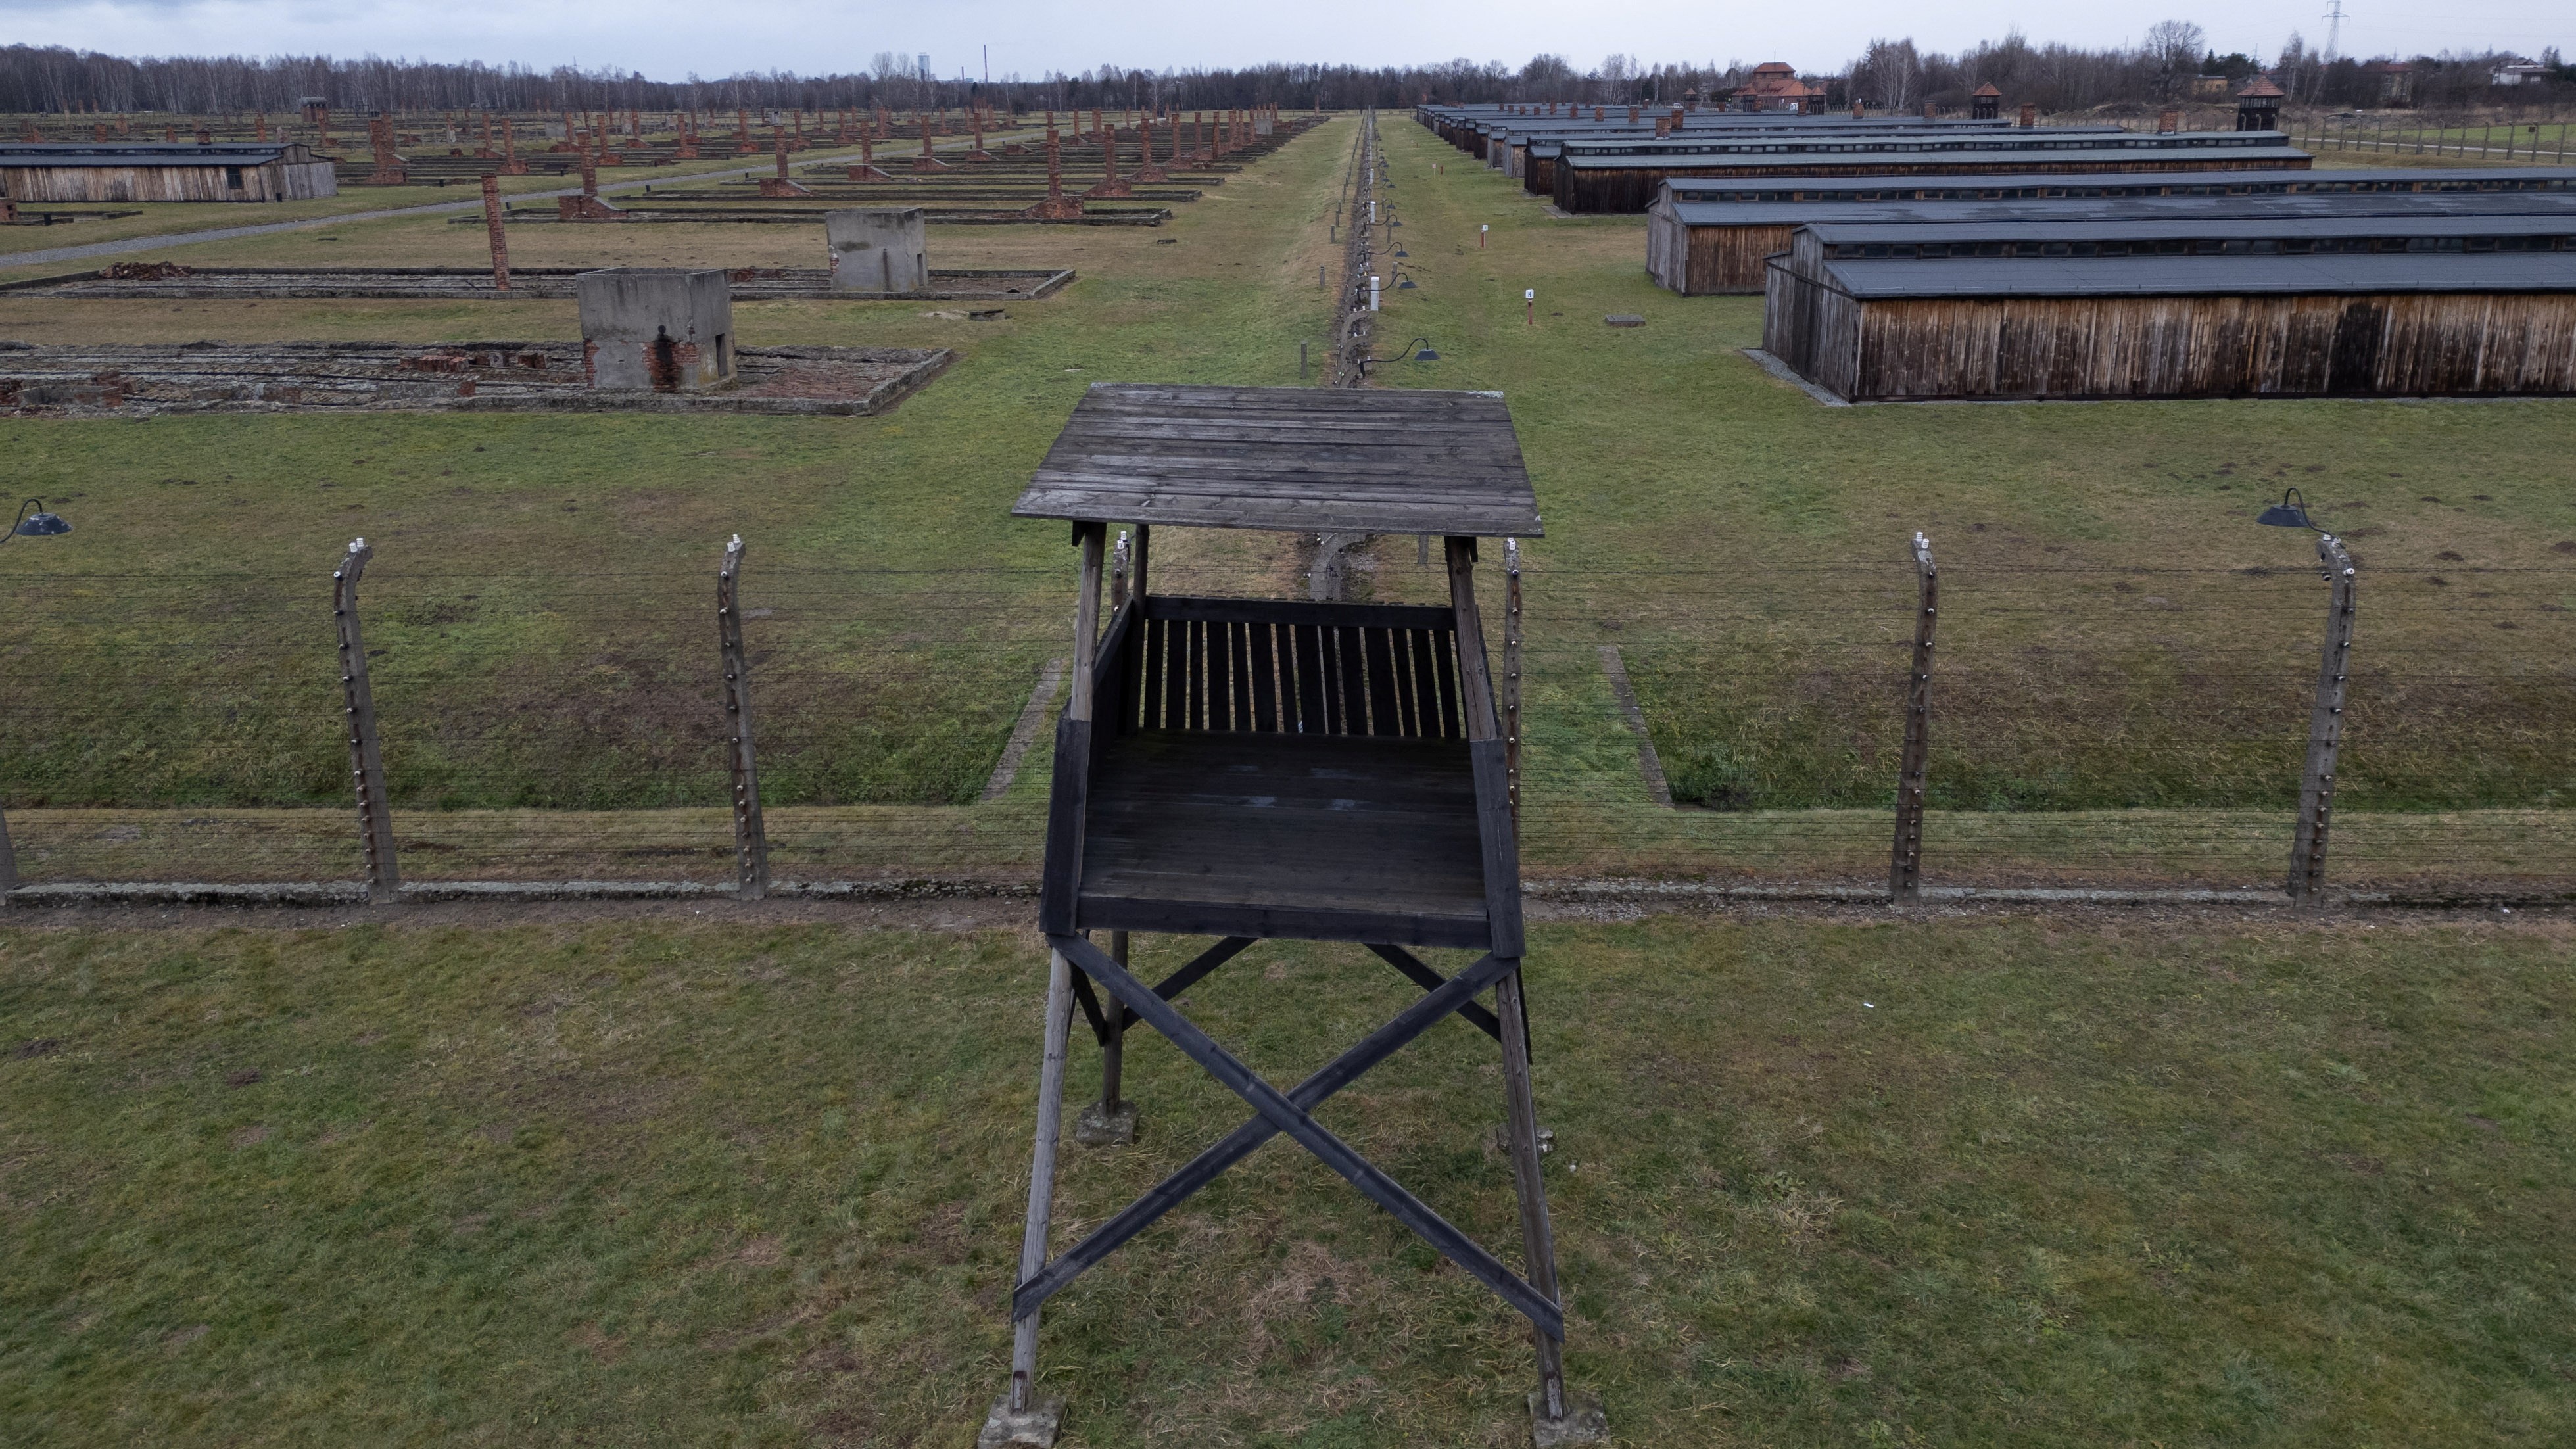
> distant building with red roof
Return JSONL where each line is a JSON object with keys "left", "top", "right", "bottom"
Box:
{"left": 1736, "top": 62, "right": 1827, "bottom": 114}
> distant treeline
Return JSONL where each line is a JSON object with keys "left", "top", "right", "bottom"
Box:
{"left": 0, "top": 36, "right": 2566, "bottom": 118}
{"left": 0, "top": 47, "right": 1437, "bottom": 116}
{"left": 1844, "top": 28, "right": 2570, "bottom": 114}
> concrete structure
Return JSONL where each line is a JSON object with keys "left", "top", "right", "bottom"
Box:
{"left": 826, "top": 208, "right": 929, "bottom": 293}
{"left": 0, "top": 142, "right": 335, "bottom": 202}
{"left": 575, "top": 268, "right": 734, "bottom": 392}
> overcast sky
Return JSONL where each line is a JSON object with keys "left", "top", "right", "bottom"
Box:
{"left": 6, "top": 0, "right": 2565, "bottom": 78}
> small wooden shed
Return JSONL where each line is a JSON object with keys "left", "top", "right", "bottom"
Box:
{"left": 1761, "top": 215, "right": 2576, "bottom": 400}
{"left": 983, "top": 384, "right": 1604, "bottom": 1445}
{"left": 0, "top": 142, "right": 337, "bottom": 202}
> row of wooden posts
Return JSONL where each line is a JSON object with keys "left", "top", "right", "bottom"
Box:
{"left": 2299, "top": 114, "right": 2573, "bottom": 164}
{"left": 9, "top": 101, "right": 1260, "bottom": 151}
{"left": 0, "top": 531, "right": 2353, "bottom": 903}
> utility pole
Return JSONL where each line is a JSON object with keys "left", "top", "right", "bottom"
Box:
{"left": 2321, "top": 0, "right": 2348, "bottom": 64}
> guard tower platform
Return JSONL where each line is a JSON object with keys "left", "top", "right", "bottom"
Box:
{"left": 1025, "top": 383, "right": 1537, "bottom": 951}
{"left": 981, "top": 384, "right": 1605, "bottom": 1448}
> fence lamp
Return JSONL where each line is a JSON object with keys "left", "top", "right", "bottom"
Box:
{"left": 1356, "top": 337, "right": 1441, "bottom": 377}
{"left": 7, "top": 498, "right": 69, "bottom": 541}
{"left": 2256, "top": 486, "right": 2324, "bottom": 533}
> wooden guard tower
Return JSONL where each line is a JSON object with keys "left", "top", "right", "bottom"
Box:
{"left": 981, "top": 384, "right": 1604, "bottom": 1447}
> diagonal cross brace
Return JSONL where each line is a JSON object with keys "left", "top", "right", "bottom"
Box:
{"left": 1368, "top": 943, "right": 1502, "bottom": 1042}
{"left": 1016, "top": 944, "right": 1519, "bottom": 1318}
{"left": 1032, "top": 934, "right": 1562, "bottom": 1339}
{"left": 1069, "top": 935, "right": 1254, "bottom": 1046}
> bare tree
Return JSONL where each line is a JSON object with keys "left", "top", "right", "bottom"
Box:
{"left": 1851, "top": 37, "right": 1927, "bottom": 111}
{"left": 2143, "top": 19, "right": 2208, "bottom": 98}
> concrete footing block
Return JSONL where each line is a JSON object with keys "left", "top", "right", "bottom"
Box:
{"left": 976, "top": 1394, "right": 1064, "bottom": 1448}
{"left": 1072, "top": 1100, "right": 1136, "bottom": 1147}
{"left": 1529, "top": 1388, "right": 1609, "bottom": 1446}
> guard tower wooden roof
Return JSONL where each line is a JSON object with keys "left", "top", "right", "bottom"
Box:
{"left": 985, "top": 385, "right": 1602, "bottom": 1443}
{"left": 1013, "top": 383, "right": 1544, "bottom": 537}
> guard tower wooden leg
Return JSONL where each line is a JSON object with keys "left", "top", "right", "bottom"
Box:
{"left": 984, "top": 947, "right": 1074, "bottom": 1448}
{"left": 1075, "top": 931, "right": 1138, "bottom": 1145}
{"left": 1497, "top": 968, "right": 1607, "bottom": 1444}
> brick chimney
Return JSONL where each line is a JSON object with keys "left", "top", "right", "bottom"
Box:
{"left": 2018, "top": 102, "right": 2037, "bottom": 128}
{"left": 481, "top": 173, "right": 510, "bottom": 291}
{"left": 2158, "top": 108, "right": 2181, "bottom": 134}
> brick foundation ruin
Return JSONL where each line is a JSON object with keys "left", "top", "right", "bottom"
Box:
{"left": 0, "top": 340, "right": 951, "bottom": 416}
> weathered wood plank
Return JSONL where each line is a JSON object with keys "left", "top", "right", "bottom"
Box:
{"left": 1145, "top": 595, "right": 1454, "bottom": 630}
{"left": 1014, "top": 487, "right": 1541, "bottom": 538}
{"left": 1229, "top": 621, "right": 1255, "bottom": 731}
{"left": 1249, "top": 623, "right": 1279, "bottom": 732}
{"left": 1335, "top": 625, "right": 1370, "bottom": 736}
{"left": 1013, "top": 384, "right": 1542, "bottom": 537}
{"left": 1292, "top": 623, "right": 1327, "bottom": 735}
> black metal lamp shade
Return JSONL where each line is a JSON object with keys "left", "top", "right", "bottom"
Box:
{"left": 10, "top": 498, "right": 69, "bottom": 538}
{"left": 2256, "top": 487, "right": 2314, "bottom": 530}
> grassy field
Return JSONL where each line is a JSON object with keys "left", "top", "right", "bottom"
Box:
{"left": 1, "top": 112, "right": 2570, "bottom": 890}
{"left": 0, "top": 124, "right": 1351, "bottom": 815}
{"left": 8, "top": 114, "right": 2576, "bottom": 1449}
{"left": 1351, "top": 121, "right": 2576, "bottom": 814}
{"left": 3, "top": 913, "right": 2571, "bottom": 1445}
{"left": 0, "top": 137, "right": 1039, "bottom": 270}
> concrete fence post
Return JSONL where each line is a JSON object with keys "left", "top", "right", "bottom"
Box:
{"left": 2289, "top": 534, "right": 2357, "bottom": 907}
{"left": 331, "top": 538, "right": 400, "bottom": 903}
{"left": 1889, "top": 532, "right": 1936, "bottom": 903}
{"left": 717, "top": 535, "right": 770, "bottom": 901}
{"left": 0, "top": 802, "right": 18, "bottom": 890}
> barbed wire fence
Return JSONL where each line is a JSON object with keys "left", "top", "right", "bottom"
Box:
{"left": 2, "top": 533, "right": 2570, "bottom": 903}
